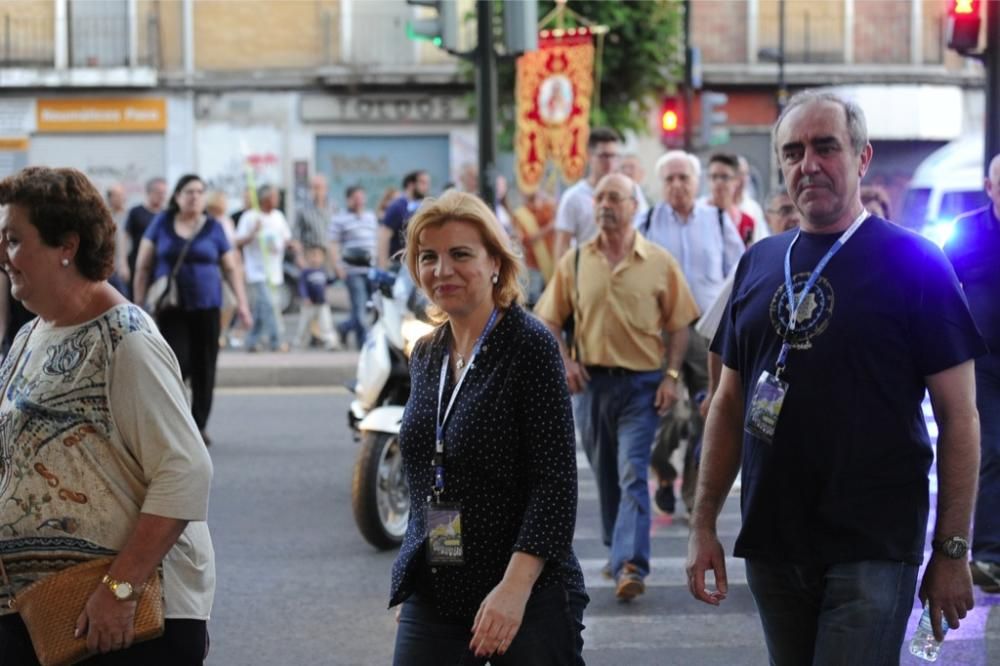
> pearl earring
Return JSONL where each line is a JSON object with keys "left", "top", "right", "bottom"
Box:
{"left": 61, "top": 259, "right": 70, "bottom": 267}
{"left": 491, "top": 273, "right": 499, "bottom": 285}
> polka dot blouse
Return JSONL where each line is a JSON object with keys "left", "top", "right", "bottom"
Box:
{"left": 388, "top": 305, "right": 585, "bottom": 622}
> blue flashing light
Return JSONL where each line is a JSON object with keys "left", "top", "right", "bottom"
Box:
{"left": 922, "top": 220, "right": 957, "bottom": 248}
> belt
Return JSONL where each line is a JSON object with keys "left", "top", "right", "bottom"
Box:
{"left": 585, "top": 365, "right": 650, "bottom": 377}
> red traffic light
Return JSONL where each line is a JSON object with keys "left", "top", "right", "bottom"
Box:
{"left": 946, "top": 0, "right": 981, "bottom": 52}
{"left": 950, "top": 0, "right": 979, "bottom": 15}
{"left": 660, "top": 97, "right": 683, "bottom": 147}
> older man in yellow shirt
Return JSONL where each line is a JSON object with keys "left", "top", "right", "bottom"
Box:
{"left": 536, "top": 173, "right": 699, "bottom": 601}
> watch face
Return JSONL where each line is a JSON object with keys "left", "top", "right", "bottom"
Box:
{"left": 945, "top": 538, "right": 968, "bottom": 559}
{"left": 113, "top": 582, "right": 133, "bottom": 600}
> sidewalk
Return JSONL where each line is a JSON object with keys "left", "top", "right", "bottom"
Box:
{"left": 217, "top": 294, "right": 360, "bottom": 388}
{"left": 216, "top": 348, "right": 360, "bottom": 388}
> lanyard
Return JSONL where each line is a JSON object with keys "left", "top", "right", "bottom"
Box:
{"left": 432, "top": 307, "right": 500, "bottom": 500}
{"left": 774, "top": 210, "right": 868, "bottom": 376}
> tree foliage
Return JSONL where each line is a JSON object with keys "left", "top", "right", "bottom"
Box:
{"left": 479, "top": 0, "right": 685, "bottom": 150}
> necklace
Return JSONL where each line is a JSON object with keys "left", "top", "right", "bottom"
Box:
{"left": 455, "top": 353, "right": 467, "bottom": 371}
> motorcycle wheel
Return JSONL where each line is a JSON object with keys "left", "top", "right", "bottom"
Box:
{"left": 351, "top": 431, "right": 409, "bottom": 550}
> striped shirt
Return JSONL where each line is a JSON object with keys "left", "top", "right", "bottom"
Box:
{"left": 295, "top": 203, "right": 332, "bottom": 250}
{"left": 330, "top": 209, "right": 378, "bottom": 275}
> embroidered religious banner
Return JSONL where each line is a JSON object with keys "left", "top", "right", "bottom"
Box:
{"left": 515, "top": 30, "right": 595, "bottom": 194}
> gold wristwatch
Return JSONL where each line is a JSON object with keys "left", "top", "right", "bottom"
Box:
{"left": 665, "top": 368, "right": 681, "bottom": 381}
{"left": 101, "top": 574, "right": 138, "bottom": 601}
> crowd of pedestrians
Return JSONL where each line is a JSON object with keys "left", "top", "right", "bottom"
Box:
{"left": 0, "top": 85, "right": 997, "bottom": 665}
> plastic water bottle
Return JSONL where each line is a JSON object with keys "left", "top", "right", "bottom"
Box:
{"left": 908, "top": 606, "right": 950, "bottom": 662}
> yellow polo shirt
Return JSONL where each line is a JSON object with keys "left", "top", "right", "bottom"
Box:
{"left": 536, "top": 232, "right": 699, "bottom": 372}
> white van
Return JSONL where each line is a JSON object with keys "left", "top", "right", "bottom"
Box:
{"left": 901, "top": 137, "right": 989, "bottom": 244}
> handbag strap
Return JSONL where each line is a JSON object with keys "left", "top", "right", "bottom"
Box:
{"left": 168, "top": 217, "right": 206, "bottom": 282}
{"left": 0, "top": 318, "right": 37, "bottom": 606}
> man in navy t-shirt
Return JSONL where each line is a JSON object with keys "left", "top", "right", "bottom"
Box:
{"left": 945, "top": 153, "right": 1000, "bottom": 595}
{"left": 377, "top": 170, "right": 429, "bottom": 268}
{"left": 686, "top": 90, "right": 986, "bottom": 662}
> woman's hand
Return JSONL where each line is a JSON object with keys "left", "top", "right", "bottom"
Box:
{"left": 237, "top": 304, "right": 253, "bottom": 329}
{"left": 469, "top": 581, "right": 531, "bottom": 658}
{"left": 75, "top": 585, "right": 138, "bottom": 654}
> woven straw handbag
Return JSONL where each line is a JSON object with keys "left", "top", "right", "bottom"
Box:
{"left": 3, "top": 556, "right": 165, "bottom": 666}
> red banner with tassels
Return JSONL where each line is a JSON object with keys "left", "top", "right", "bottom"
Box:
{"left": 514, "top": 30, "right": 595, "bottom": 194}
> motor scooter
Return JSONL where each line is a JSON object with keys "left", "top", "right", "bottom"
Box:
{"left": 345, "top": 250, "right": 434, "bottom": 550}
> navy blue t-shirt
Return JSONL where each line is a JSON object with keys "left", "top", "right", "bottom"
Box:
{"left": 298, "top": 267, "right": 330, "bottom": 305}
{"left": 380, "top": 196, "right": 422, "bottom": 261}
{"left": 144, "top": 214, "right": 231, "bottom": 311}
{"left": 944, "top": 205, "right": 1000, "bottom": 355}
{"left": 713, "top": 216, "right": 986, "bottom": 566}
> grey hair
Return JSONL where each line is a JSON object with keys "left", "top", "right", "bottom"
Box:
{"left": 772, "top": 89, "right": 869, "bottom": 156}
{"left": 654, "top": 150, "right": 701, "bottom": 182}
{"left": 257, "top": 184, "right": 275, "bottom": 201}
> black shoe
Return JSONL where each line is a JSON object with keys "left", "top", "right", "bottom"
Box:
{"left": 970, "top": 560, "right": 1000, "bottom": 593}
{"left": 654, "top": 484, "right": 676, "bottom": 515}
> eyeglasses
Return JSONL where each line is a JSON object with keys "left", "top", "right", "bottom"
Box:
{"left": 708, "top": 173, "right": 734, "bottom": 182}
{"left": 768, "top": 205, "right": 797, "bottom": 216}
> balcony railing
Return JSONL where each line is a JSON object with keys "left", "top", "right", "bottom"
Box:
{"left": 0, "top": 12, "right": 160, "bottom": 69}
{"left": 0, "top": 15, "right": 55, "bottom": 67}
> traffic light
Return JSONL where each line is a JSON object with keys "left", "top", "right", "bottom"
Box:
{"left": 659, "top": 96, "right": 683, "bottom": 148}
{"left": 946, "top": 0, "right": 982, "bottom": 52}
{"left": 503, "top": 0, "right": 538, "bottom": 55}
{"left": 406, "top": 0, "right": 459, "bottom": 52}
{"left": 701, "top": 91, "right": 729, "bottom": 147}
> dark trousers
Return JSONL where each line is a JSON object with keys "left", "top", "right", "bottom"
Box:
{"left": 156, "top": 308, "right": 221, "bottom": 431}
{"left": 745, "top": 559, "right": 918, "bottom": 666}
{"left": 0, "top": 614, "right": 209, "bottom": 666}
{"left": 650, "top": 327, "right": 708, "bottom": 512}
{"left": 393, "top": 585, "right": 588, "bottom": 666}
{"left": 974, "top": 353, "right": 1000, "bottom": 563}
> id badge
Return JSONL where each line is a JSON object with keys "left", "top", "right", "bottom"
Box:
{"left": 744, "top": 370, "right": 789, "bottom": 444}
{"left": 425, "top": 502, "right": 465, "bottom": 566}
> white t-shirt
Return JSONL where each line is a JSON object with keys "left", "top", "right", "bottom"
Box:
{"left": 740, "top": 196, "right": 770, "bottom": 244}
{"left": 237, "top": 209, "right": 292, "bottom": 285}
{"left": 0, "top": 305, "right": 215, "bottom": 619}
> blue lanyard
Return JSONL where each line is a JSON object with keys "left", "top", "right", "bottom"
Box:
{"left": 432, "top": 307, "right": 500, "bottom": 500}
{"left": 774, "top": 210, "right": 868, "bottom": 375}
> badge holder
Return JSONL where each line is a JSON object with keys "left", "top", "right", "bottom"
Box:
{"left": 744, "top": 338, "right": 792, "bottom": 444}
{"left": 425, "top": 498, "right": 465, "bottom": 566}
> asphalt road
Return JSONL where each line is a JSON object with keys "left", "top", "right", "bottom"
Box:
{"left": 204, "top": 389, "right": 1000, "bottom": 665}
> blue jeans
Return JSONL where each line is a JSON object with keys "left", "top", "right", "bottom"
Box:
{"left": 745, "top": 559, "right": 919, "bottom": 666}
{"left": 973, "top": 353, "right": 1000, "bottom": 563}
{"left": 246, "top": 281, "right": 280, "bottom": 350}
{"left": 577, "top": 370, "right": 661, "bottom": 578}
{"left": 393, "top": 585, "right": 588, "bottom": 666}
{"left": 337, "top": 273, "right": 370, "bottom": 349}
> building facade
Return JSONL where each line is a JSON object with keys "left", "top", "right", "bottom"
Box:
{"left": 0, "top": 0, "right": 475, "bottom": 214}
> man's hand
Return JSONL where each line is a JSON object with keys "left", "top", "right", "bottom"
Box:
{"left": 654, "top": 376, "right": 679, "bottom": 416}
{"left": 335, "top": 265, "right": 348, "bottom": 282}
{"left": 686, "top": 527, "right": 728, "bottom": 606}
{"left": 564, "top": 359, "right": 590, "bottom": 394}
{"left": 918, "top": 554, "right": 975, "bottom": 641}
{"left": 75, "top": 585, "right": 138, "bottom": 654}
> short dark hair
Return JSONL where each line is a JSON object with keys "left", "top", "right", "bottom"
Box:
{"left": 345, "top": 184, "right": 364, "bottom": 200}
{"left": 402, "top": 171, "right": 426, "bottom": 189}
{"left": 587, "top": 127, "right": 622, "bottom": 150}
{"left": 708, "top": 153, "right": 740, "bottom": 171}
{"left": 166, "top": 174, "right": 204, "bottom": 217}
{"left": 0, "top": 166, "right": 115, "bottom": 281}
{"left": 145, "top": 177, "right": 166, "bottom": 194}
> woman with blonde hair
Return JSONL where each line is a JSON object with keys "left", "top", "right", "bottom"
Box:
{"left": 205, "top": 190, "right": 240, "bottom": 348}
{"left": 389, "top": 190, "right": 587, "bottom": 665}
